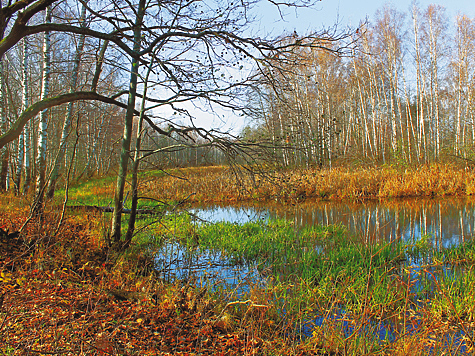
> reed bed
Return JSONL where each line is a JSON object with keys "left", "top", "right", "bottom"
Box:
{"left": 135, "top": 164, "right": 475, "bottom": 204}
{"left": 56, "top": 164, "right": 475, "bottom": 354}
{"left": 61, "top": 164, "right": 475, "bottom": 206}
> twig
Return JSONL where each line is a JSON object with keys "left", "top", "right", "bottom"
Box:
{"left": 55, "top": 122, "right": 81, "bottom": 236}
{"left": 214, "top": 299, "right": 268, "bottom": 323}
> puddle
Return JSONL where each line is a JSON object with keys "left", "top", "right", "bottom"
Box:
{"left": 192, "top": 197, "right": 475, "bottom": 248}
{"left": 153, "top": 241, "right": 267, "bottom": 294}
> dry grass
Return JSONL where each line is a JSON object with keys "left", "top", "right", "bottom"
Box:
{"left": 3, "top": 164, "right": 475, "bottom": 354}
{"left": 138, "top": 164, "right": 475, "bottom": 203}
{"left": 0, "top": 198, "right": 334, "bottom": 355}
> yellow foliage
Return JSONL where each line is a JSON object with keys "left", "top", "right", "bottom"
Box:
{"left": 0, "top": 271, "right": 12, "bottom": 283}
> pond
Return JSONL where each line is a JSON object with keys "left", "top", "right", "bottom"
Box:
{"left": 191, "top": 196, "right": 475, "bottom": 249}
{"left": 152, "top": 196, "right": 475, "bottom": 351}
{"left": 155, "top": 196, "right": 475, "bottom": 289}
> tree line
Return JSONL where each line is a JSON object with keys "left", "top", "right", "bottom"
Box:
{"left": 245, "top": 3, "right": 475, "bottom": 167}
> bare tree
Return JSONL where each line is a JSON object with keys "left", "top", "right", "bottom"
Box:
{"left": 109, "top": 0, "right": 145, "bottom": 246}
{"left": 0, "top": 0, "right": 354, "bottom": 251}
{"left": 46, "top": 2, "right": 87, "bottom": 199}
{"left": 0, "top": 53, "right": 7, "bottom": 191}
{"left": 14, "top": 37, "right": 28, "bottom": 194}
{"left": 452, "top": 14, "right": 475, "bottom": 155}
{"left": 421, "top": 5, "right": 449, "bottom": 160}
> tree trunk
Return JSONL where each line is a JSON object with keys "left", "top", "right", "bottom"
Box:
{"left": 22, "top": 120, "right": 31, "bottom": 194}
{"left": 110, "top": 0, "right": 146, "bottom": 247}
{"left": 413, "top": 5, "right": 427, "bottom": 162}
{"left": 33, "top": 6, "right": 52, "bottom": 212}
{"left": 15, "top": 38, "right": 29, "bottom": 194}
{"left": 46, "top": 3, "right": 87, "bottom": 199}
{"left": 123, "top": 55, "right": 154, "bottom": 249}
{"left": 0, "top": 54, "right": 8, "bottom": 191}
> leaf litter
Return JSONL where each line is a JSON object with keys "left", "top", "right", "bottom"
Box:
{"left": 0, "top": 211, "right": 317, "bottom": 355}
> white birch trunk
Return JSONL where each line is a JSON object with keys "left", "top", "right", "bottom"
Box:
{"left": 413, "top": 6, "right": 427, "bottom": 162}
{"left": 352, "top": 56, "right": 374, "bottom": 157}
{"left": 428, "top": 14, "right": 441, "bottom": 160}
{"left": 46, "top": 3, "right": 87, "bottom": 198}
{"left": 34, "top": 6, "right": 52, "bottom": 206}
{"left": 15, "top": 38, "right": 28, "bottom": 194}
{"left": 0, "top": 54, "right": 8, "bottom": 191}
{"left": 23, "top": 119, "right": 31, "bottom": 193}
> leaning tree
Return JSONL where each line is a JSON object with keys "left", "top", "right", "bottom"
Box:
{"left": 0, "top": 0, "right": 354, "bottom": 249}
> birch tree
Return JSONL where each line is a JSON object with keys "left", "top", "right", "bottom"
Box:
{"left": 46, "top": 2, "right": 87, "bottom": 199}
{"left": 0, "top": 0, "right": 353, "bottom": 250}
{"left": 34, "top": 5, "right": 51, "bottom": 210}
{"left": 421, "top": 5, "right": 449, "bottom": 160}
{"left": 0, "top": 54, "right": 7, "bottom": 191}
{"left": 452, "top": 15, "right": 475, "bottom": 154}
{"left": 412, "top": 4, "right": 428, "bottom": 162}
{"left": 15, "top": 38, "right": 28, "bottom": 194}
{"left": 374, "top": 5, "right": 407, "bottom": 160}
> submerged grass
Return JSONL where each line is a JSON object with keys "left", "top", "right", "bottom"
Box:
{"left": 151, "top": 215, "right": 475, "bottom": 354}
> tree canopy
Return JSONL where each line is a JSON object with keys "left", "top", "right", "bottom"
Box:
{"left": 0, "top": 0, "right": 352, "bottom": 247}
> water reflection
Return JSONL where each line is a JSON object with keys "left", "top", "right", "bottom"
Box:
{"left": 183, "top": 197, "right": 475, "bottom": 349}
{"left": 191, "top": 197, "right": 475, "bottom": 248}
{"left": 154, "top": 241, "right": 264, "bottom": 293}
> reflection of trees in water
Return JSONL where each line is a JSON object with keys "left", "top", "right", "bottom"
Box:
{"left": 193, "top": 197, "right": 475, "bottom": 248}
{"left": 268, "top": 197, "right": 475, "bottom": 248}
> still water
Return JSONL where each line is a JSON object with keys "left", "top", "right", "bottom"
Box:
{"left": 191, "top": 196, "right": 475, "bottom": 249}
{"left": 154, "top": 197, "right": 475, "bottom": 350}
{"left": 157, "top": 196, "right": 475, "bottom": 285}
{"left": 186, "top": 197, "right": 475, "bottom": 350}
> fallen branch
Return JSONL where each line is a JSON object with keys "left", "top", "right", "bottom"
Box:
{"left": 214, "top": 299, "right": 269, "bottom": 325}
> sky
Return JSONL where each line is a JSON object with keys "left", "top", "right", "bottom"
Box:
{"left": 257, "top": 0, "right": 475, "bottom": 36}
{"left": 158, "top": 0, "right": 475, "bottom": 134}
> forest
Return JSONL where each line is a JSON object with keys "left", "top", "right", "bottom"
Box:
{"left": 243, "top": 4, "right": 475, "bottom": 167}
{"left": 1, "top": 0, "right": 475, "bottom": 354}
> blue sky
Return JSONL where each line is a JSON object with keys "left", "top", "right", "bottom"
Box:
{"left": 157, "top": 0, "right": 475, "bottom": 133}
{"left": 256, "top": 0, "right": 475, "bottom": 35}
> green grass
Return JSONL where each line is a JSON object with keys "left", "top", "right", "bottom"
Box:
{"left": 139, "top": 215, "right": 475, "bottom": 353}
{"left": 55, "top": 165, "right": 475, "bottom": 353}
{"left": 55, "top": 174, "right": 116, "bottom": 206}
{"left": 56, "top": 169, "right": 170, "bottom": 207}
{"left": 435, "top": 239, "right": 475, "bottom": 264}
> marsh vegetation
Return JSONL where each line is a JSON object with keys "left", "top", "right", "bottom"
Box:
{"left": 1, "top": 0, "right": 475, "bottom": 353}
{"left": 3, "top": 163, "right": 475, "bottom": 354}
{"left": 35, "top": 165, "right": 475, "bottom": 354}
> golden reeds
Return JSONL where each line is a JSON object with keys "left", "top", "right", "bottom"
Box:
{"left": 138, "top": 164, "right": 475, "bottom": 203}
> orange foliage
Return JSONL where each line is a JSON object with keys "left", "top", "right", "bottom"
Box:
{"left": 141, "top": 164, "right": 475, "bottom": 204}
{"left": 0, "top": 202, "right": 317, "bottom": 355}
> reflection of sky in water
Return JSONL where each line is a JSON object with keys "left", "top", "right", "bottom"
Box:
{"left": 183, "top": 199, "right": 475, "bottom": 285}
{"left": 291, "top": 263, "right": 467, "bottom": 352}
{"left": 192, "top": 197, "right": 475, "bottom": 249}
{"left": 154, "top": 242, "right": 266, "bottom": 295}
{"left": 189, "top": 207, "right": 269, "bottom": 224}
{"left": 156, "top": 198, "right": 473, "bottom": 349}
